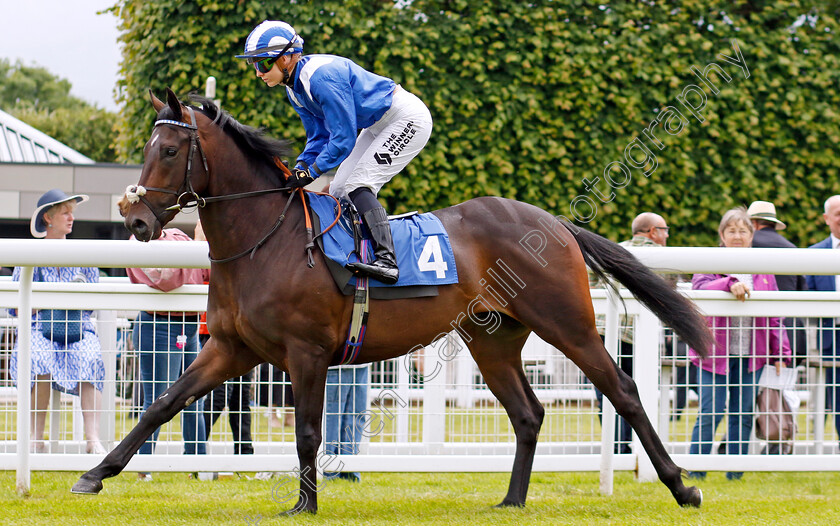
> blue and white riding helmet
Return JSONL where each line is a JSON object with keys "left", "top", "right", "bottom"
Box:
{"left": 235, "top": 20, "right": 304, "bottom": 62}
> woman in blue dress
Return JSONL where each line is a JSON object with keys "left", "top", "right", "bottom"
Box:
{"left": 11, "top": 189, "right": 106, "bottom": 454}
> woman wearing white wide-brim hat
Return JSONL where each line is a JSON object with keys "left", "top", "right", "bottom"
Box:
{"left": 11, "top": 189, "right": 106, "bottom": 454}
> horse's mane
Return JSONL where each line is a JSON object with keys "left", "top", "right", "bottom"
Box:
{"left": 159, "top": 94, "right": 294, "bottom": 181}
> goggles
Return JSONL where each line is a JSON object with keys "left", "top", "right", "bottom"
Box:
{"left": 244, "top": 33, "right": 298, "bottom": 74}
{"left": 251, "top": 55, "right": 280, "bottom": 74}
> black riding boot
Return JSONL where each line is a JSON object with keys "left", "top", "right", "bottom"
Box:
{"left": 346, "top": 206, "right": 400, "bottom": 284}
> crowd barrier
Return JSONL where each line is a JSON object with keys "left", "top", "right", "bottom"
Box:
{"left": 2, "top": 240, "right": 840, "bottom": 496}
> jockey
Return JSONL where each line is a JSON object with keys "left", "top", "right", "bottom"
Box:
{"left": 236, "top": 20, "right": 433, "bottom": 285}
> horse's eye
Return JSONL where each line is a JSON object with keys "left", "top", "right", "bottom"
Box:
{"left": 166, "top": 147, "right": 177, "bottom": 157}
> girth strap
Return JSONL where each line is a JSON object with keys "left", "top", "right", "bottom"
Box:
{"left": 339, "top": 238, "right": 371, "bottom": 365}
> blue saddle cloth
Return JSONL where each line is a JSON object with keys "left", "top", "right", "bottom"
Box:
{"left": 308, "top": 194, "right": 458, "bottom": 288}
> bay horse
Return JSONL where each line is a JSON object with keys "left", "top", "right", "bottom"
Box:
{"left": 72, "top": 88, "right": 710, "bottom": 513}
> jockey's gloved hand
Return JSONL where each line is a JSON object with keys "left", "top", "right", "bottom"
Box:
{"left": 288, "top": 163, "right": 315, "bottom": 189}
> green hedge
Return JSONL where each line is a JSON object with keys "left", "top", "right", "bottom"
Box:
{"left": 112, "top": 0, "right": 840, "bottom": 248}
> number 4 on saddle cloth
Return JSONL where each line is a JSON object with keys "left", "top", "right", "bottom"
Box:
{"left": 307, "top": 193, "right": 459, "bottom": 298}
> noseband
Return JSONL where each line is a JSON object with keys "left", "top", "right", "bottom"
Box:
{"left": 125, "top": 106, "right": 209, "bottom": 227}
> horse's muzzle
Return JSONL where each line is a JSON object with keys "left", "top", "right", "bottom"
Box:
{"left": 127, "top": 217, "right": 155, "bottom": 242}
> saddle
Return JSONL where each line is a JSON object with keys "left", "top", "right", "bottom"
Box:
{"left": 307, "top": 193, "right": 459, "bottom": 300}
{"left": 305, "top": 193, "right": 459, "bottom": 365}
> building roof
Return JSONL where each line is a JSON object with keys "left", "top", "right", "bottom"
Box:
{"left": 0, "top": 108, "right": 93, "bottom": 164}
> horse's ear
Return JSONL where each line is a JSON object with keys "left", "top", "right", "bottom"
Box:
{"left": 149, "top": 89, "right": 165, "bottom": 112}
{"left": 165, "top": 87, "right": 183, "bottom": 121}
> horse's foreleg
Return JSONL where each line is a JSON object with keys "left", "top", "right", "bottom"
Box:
{"left": 71, "top": 339, "right": 259, "bottom": 494}
{"left": 278, "top": 347, "right": 330, "bottom": 516}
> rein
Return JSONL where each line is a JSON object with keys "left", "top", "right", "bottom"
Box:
{"left": 127, "top": 109, "right": 341, "bottom": 265}
{"left": 209, "top": 189, "right": 299, "bottom": 264}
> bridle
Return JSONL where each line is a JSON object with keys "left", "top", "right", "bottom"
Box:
{"left": 126, "top": 105, "right": 340, "bottom": 265}
{"left": 125, "top": 106, "right": 209, "bottom": 227}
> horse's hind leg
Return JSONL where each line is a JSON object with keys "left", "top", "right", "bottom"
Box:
{"left": 71, "top": 339, "right": 260, "bottom": 494}
{"left": 464, "top": 318, "right": 543, "bottom": 507}
{"left": 536, "top": 322, "right": 702, "bottom": 507}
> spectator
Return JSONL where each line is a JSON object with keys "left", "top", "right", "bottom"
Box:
{"left": 257, "top": 365, "right": 295, "bottom": 429}
{"left": 10, "top": 189, "right": 105, "bottom": 454}
{"left": 323, "top": 364, "right": 370, "bottom": 482}
{"left": 688, "top": 207, "right": 792, "bottom": 481}
{"left": 593, "top": 212, "right": 672, "bottom": 453}
{"left": 128, "top": 228, "right": 210, "bottom": 481}
{"left": 748, "top": 200, "right": 808, "bottom": 365}
{"left": 201, "top": 332, "right": 255, "bottom": 454}
{"left": 806, "top": 195, "right": 840, "bottom": 451}
{"left": 195, "top": 219, "right": 254, "bottom": 455}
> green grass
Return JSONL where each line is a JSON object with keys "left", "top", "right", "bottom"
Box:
{"left": 2, "top": 471, "right": 840, "bottom": 525}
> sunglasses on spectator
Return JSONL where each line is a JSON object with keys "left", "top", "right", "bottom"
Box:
{"left": 648, "top": 226, "right": 670, "bottom": 232}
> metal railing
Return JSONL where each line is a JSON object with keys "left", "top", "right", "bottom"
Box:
{"left": 3, "top": 240, "right": 840, "bottom": 495}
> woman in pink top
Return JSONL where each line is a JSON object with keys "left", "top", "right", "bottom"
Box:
{"left": 687, "top": 207, "right": 791, "bottom": 481}
{"left": 127, "top": 228, "right": 210, "bottom": 480}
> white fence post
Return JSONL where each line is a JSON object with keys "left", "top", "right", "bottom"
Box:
{"left": 423, "top": 338, "right": 446, "bottom": 453}
{"left": 52, "top": 391, "right": 64, "bottom": 449}
{"left": 395, "top": 353, "right": 411, "bottom": 444}
{"left": 455, "top": 335, "right": 474, "bottom": 409}
{"left": 634, "top": 306, "right": 659, "bottom": 482}
{"left": 599, "top": 285, "right": 618, "bottom": 495}
{"left": 658, "top": 363, "right": 672, "bottom": 446}
{"left": 98, "top": 310, "right": 119, "bottom": 449}
{"left": 815, "top": 364, "right": 826, "bottom": 454}
{"left": 15, "top": 266, "right": 33, "bottom": 496}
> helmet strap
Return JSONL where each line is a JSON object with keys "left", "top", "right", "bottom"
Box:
{"left": 282, "top": 60, "right": 298, "bottom": 86}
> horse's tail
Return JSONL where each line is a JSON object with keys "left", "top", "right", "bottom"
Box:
{"left": 564, "top": 221, "right": 711, "bottom": 358}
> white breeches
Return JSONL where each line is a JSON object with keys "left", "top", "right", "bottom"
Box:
{"left": 329, "top": 87, "right": 433, "bottom": 201}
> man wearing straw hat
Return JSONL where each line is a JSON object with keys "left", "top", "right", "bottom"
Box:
{"left": 747, "top": 200, "right": 808, "bottom": 454}
{"left": 747, "top": 200, "right": 804, "bottom": 290}
{"left": 748, "top": 200, "right": 807, "bottom": 369}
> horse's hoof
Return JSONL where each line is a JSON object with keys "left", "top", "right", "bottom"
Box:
{"left": 71, "top": 475, "right": 103, "bottom": 495}
{"left": 278, "top": 507, "right": 317, "bottom": 516}
{"left": 680, "top": 487, "right": 702, "bottom": 508}
{"left": 494, "top": 500, "right": 525, "bottom": 508}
